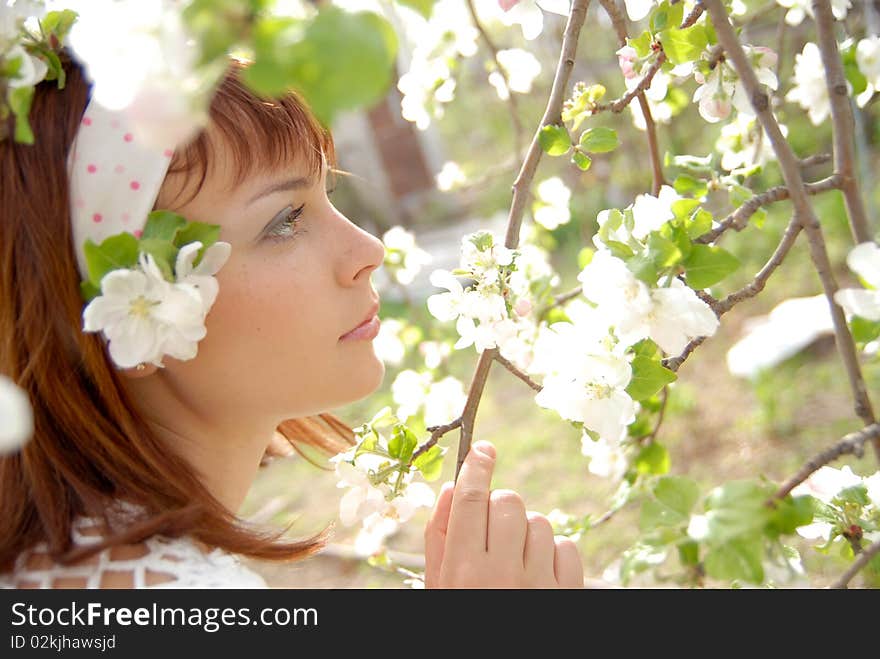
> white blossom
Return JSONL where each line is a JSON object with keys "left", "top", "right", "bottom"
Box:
{"left": 496, "top": 0, "right": 569, "bottom": 41}
{"left": 489, "top": 48, "right": 541, "bottom": 100}
{"left": 374, "top": 318, "right": 406, "bottom": 366}
{"left": 835, "top": 242, "right": 880, "bottom": 321}
{"left": 630, "top": 185, "right": 680, "bottom": 240}
{"left": 532, "top": 176, "right": 572, "bottom": 230}
{"left": 623, "top": 0, "right": 654, "bottom": 22}
{"left": 0, "top": 375, "right": 33, "bottom": 454}
{"left": 174, "top": 241, "right": 230, "bottom": 309}
{"left": 716, "top": 114, "right": 786, "bottom": 172}
{"left": 786, "top": 42, "right": 831, "bottom": 126}
{"left": 391, "top": 369, "right": 431, "bottom": 420}
{"left": 66, "top": 0, "right": 210, "bottom": 148}
{"left": 419, "top": 340, "right": 451, "bottom": 369}
{"left": 436, "top": 161, "right": 466, "bottom": 191}
{"left": 82, "top": 253, "right": 209, "bottom": 369}
{"left": 791, "top": 465, "right": 863, "bottom": 541}
{"left": 423, "top": 376, "right": 467, "bottom": 427}
{"left": 775, "top": 0, "right": 850, "bottom": 26}
{"left": 857, "top": 36, "right": 880, "bottom": 89}
{"left": 382, "top": 226, "right": 432, "bottom": 286}
{"left": 581, "top": 433, "right": 628, "bottom": 481}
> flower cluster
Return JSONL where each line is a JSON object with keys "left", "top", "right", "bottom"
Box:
{"left": 791, "top": 465, "right": 880, "bottom": 548}
{"left": 80, "top": 213, "right": 230, "bottom": 369}
{"left": 331, "top": 409, "right": 443, "bottom": 556}
{"left": 692, "top": 46, "right": 777, "bottom": 124}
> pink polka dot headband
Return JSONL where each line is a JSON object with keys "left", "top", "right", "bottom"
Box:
{"left": 68, "top": 96, "right": 231, "bottom": 371}
{"left": 67, "top": 98, "right": 175, "bottom": 280}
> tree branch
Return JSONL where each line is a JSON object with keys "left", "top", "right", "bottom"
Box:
{"left": 598, "top": 0, "right": 665, "bottom": 194}
{"left": 412, "top": 417, "right": 462, "bottom": 462}
{"left": 454, "top": 0, "right": 594, "bottom": 480}
{"left": 465, "top": 0, "right": 526, "bottom": 159}
{"left": 812, "top": 0, "right": 873, "bottom": 244}
{"left": 773, "top": 423, "right": 880, "bottom": 500}
{"left": 493, "top": 352, "right": 543, "bottom": 392}
{"left": 703, "top": 0, "right": 878, "bottom": 462}
{"left": 698, "top": 175, "right": 840, "bottom": 245}
{"left": 830, "top": 537, "right": 880, "bottom": 588}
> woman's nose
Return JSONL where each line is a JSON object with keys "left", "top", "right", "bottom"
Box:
{"left": 334, "top": 210, "right": 386, "bottom": 285}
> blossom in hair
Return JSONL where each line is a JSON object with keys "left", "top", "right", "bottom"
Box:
{"left": 82, "top": 246, "right": 228, "bottom": 369}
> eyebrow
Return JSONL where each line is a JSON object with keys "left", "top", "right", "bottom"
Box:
{"left": 248, "top": 175, "right": 315, "bottom": 205}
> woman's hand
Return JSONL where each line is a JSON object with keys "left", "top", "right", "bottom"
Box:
{"left": 424, "top": 440, "right": 584, "bottom": 588}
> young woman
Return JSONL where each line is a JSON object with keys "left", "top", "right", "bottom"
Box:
{"left": 0, "top": 49, "right": 584, "bottom": 588}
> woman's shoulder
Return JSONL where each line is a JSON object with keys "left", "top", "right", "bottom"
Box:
{"left": 0, "top": 508, "right": 268, "bottom": 589}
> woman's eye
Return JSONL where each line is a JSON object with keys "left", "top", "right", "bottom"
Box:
{"left": 265, "top": 204, "right": 305, "bottom": 242}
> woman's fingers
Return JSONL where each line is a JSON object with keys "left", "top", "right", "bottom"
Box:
{"left": 523, "top": 512, "right": 557, "bottom": 582}
{"left": 444, "top": 441, "right": 496, "bottom": 556}
{"left": 424, "top": 481, "right": 455, "bottom": 588}
{"left": 486, "top": 489, "right": 528, "bottom": 560}
{"left": 553, "top": 536, "right": 585, "bottom": 588}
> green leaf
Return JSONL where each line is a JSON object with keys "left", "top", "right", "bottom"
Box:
{"left": 539, "top": 124, "right": 571, "bottom": 156}
{"left": 704, "top": 536, "right": 764, "bottom": 584}
{"left": 628, "top": 30, "right": 654, "bottom": 58}
{"left": 661, "top": 25, "right": 708, "bottom": 65}
{"left": 412, "top": 444, "right": 445, "bottom": 481}
{"left": 9, "top": 86, "right": 35, "bottom": 144}
{"left": 42, "top": 9, "right": 78, "bottom": 43}
{"left": 174, "top": 221, "right": 221, "bottom": 251}
{"left": 83, "top": 233, "right": 140, "bottom": 288}
{"left": 673, "top": 175, "right": 708, "bottom": 199}
{"left": 647, "top": 232, "right": 683, "bottom": 269}
{"left": 605, "top": 240, "right": 634, "bottom": 260}
{"left": 571, "top": 150, "right": 592, "bottom": 171}
{"left": 597, "top": 208, "right": 624, "bottom": 244}
{"left": 683, "top": 244, "right": 740, "bottom": 289}
{"left": 388, "top": 424, "right": 418, "bottom": 463}
{"left": 704, "top": 480, "right": 775, "bottom": 544}
{"left": 138, "top": 239, "right": 177, "bottom": 281}
{"left": 678, "top": 539, "right": 699, "bottom": 566}
{"left": 143, "top": 211, "right": 187, "bottom": 242}
{"left": 396, "top": 0, "right": 435, "bottom": 19}
{"left": 671, "top": 198, "right": 701, "bottom": 222}
{"left": 626, "top": 254, "right": 658, "bottom": 286}
{"left": 627, "top": 355, "right": 677, "bottom": 401}
{"left": 765, "top": 495, "right": 814, "bottom": 538}
{"left": 851, "top": 316, "right": 880, "bottom": 343}
{"left": 640, "top": 498, "right": 687, "bottom": 531}
{"left": 650, "top": 0, "right": 684, "bottom": 33}
{"left": 80, "top": 280, "right": 100, "bottom": 303}
{"left": 684, "top": 208, "right": 713, "bottom": 240}
{"left": 835, "top": 484, "right": 869, "bottom": 507}
{"left": 243, "top": 8, "right": 398, "bottom": 125}
{"left": 635, "top": 442, "right": 670, "bottom": 475}
{"left": 654, "top": 475, "right": 700, "bottom": 518}
{"left": 578, "top": 127, "right": 619, "bottom": 153}
{"left": 842, "top": 40, "right": 868, "bottom": 96}
{"left": 577, "top": 247, "right": 595, "bottom": 269}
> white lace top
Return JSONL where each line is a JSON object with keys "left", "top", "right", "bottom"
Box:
{"left": 0, "top": 506, "right": 268, "bottom": 589}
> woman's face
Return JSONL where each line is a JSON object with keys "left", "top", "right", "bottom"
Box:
{"left": 150, "top": 126, "right": 386, "bottom": 429}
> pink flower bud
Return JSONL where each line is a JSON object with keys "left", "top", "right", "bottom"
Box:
{"left": 499, "top": 0, "right": 520, "bottom": 11}
{"left": 616, "top": 46, "right": 638, "bottom": 80}
{"left": 514, "top": 298, "right": 533, "bottom": 317}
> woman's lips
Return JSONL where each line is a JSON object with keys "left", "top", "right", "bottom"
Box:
{"left": 339, "top": 315, "right": 380, "bottom": 342}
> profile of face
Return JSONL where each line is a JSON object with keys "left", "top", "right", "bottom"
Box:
{"left": 137, "top": 122, "right": 387, "bottom": 437}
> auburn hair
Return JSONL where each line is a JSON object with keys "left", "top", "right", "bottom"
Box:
{"left": 0, "top": 50, "right": 354, "bottom": 574}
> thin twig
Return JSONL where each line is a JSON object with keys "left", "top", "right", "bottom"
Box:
{"left": 812, "top": 0, "right": 873, "bottom": 244}
{"left": 647, "top": 387, "right": 669, "bottom": 443}
{"left": 594, "top": 56, "right": 666, "bottom": 114}
{"left": 799, "top": 153, "right": 832, "bottom": 169}
{"left": 714, "top": 215, "right": 802, "bottom": 314}
{"left": 464, "top": 0, "right": 526, "bottom": 159}
{"left": 454, "top": 0, "right": 594, "bottom": 480}
{"left": 493, "top": 352, "right": 543, "bottom": 392}
{"left": 598, "top": 0, "right": 665, "bottom": 194}
{"left": 773, "top": 423, "right": 880, "bottom": 500}
{"left": 411, "top": 417, "right": 462, "bottom": 462}
{"left": 703, "top": 0, "right": 878, "bottom": 462}
{"left": 698, "top": 175, "right": 840, "bottom": 245}
{"left": 830, "top": 538, "right": 880, "bottom": 588}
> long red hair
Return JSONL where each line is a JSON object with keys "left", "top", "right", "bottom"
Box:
{"left": 0, "top": 51, "right": 354, "bottom": 573}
